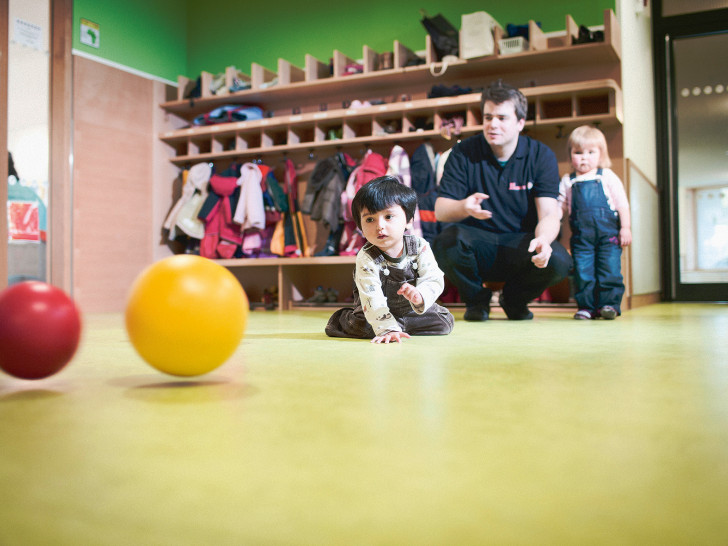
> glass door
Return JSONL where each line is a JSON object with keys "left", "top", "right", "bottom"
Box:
{"left": 655, "top": 2, "right": 728, "bottom": 301}
{"left": 672, "top": 33, "right": 728, "bottom": 292}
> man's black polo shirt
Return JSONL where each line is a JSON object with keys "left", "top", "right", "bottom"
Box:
{"left": 438, "top": 133, "right": 560, "bottom": 234}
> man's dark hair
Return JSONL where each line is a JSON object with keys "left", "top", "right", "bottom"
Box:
{"left": 481, "top": 79, "right": 528, "bottom": 121}
{"left": 351, "top": 175, "right": 418, "bottom": 231}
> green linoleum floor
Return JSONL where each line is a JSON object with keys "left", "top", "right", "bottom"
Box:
{"left": 1, "top": 303, "right": 727, "bottom": 545}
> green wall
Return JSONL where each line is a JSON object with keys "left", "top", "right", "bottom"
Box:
{"left": 73, "top": 0, "right": 614, "bottom": 83}
{"left": 73, "top": 0, "right": 187, "bottom": 82}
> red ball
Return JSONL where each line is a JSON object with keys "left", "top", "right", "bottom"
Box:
{"left": 0, "top": 281, "right": 82, "bottom": 380}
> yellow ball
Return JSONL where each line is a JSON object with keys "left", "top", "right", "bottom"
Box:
{"left": 125, "top": 255, "right": 249, "bottom": 376}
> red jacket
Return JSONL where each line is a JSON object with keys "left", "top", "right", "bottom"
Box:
{"left": 199, "top": 174, "right": 242, "bottom": 259}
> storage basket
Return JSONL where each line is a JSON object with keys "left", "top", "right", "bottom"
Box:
{"left": 498, "top": 36, "right": 528, "bottom": 55}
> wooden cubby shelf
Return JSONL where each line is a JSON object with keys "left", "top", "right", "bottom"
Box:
{"left": 216, "top": 256, "right": 356, "bottom": 310}
{"left": 161, "top": 80, "right": 622, "bottom": 166}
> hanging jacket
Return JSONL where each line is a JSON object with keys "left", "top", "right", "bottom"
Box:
{"left": 387, "top": 145, "right": 423, "bottom": 238}
{"left": 163, "top": 162, "right": 211, "bottom": 240}
{"left": 233, "top": 163, "right": 265, "bottom": 229}
{"left": 233, "top": 163, "right": 267, "bottom": 256}
{"left": 410, "top": 143, "right": 441, "bottom": 243}
{"left": 339, "top": 150, "right": 388, "bottom": 255}
{"left": 302, "top": 153, "right": 353, "bottom": 230}
{"left": 340, "top": 150, "right": 388, "bottom": 222}
{"left": 198, "top": 174, "right": 242, "bottom": 259}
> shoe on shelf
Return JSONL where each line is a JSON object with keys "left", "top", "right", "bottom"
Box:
{"left": 598, "top": 306, "right": 618, "bottom": 320}
{"left": 326, "top": 288, "right": 339, "bottom": 303}
{"left": 262, "top": 285, "right": 278, "bottom": 310}
{"left": 574, "top": 309, "right": 594, "bottom": 320}
{"left": 306, "top": 286, "right": 328, "bottom": 304}
{"left": 464, "top": 305, "right": 489, "bottom": 322}
{"left": 498, "top": 293, "right": 533, "bottom": 321}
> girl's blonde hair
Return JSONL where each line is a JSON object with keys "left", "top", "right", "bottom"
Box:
{"left": 567, "top": 125, "right": 611, "bottom": 169}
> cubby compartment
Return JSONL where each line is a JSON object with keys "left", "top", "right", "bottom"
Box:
{"left": 405, "top": 113, "right": 435, "bottom": 133}
{"left": 333, "top": 50, "right": 359, "bottom": 78}
{"left": 168, "top": 140, "right": 189, "bottom": 158}
{"left": 238, "top": 131, "right": 261, "bottom": 150}
{"left": 465, "top": 105, "right": 482, "bottom": 128}
{"left": 343, "top": 119, "right": 373, "bottom": 140}
{"left": 315, "top": 121, "right": 344, "bottom": 142}
{"left": 225, "top": 66, "right": 251, "bottom": 94}
{"left": 252, "top": 63, "right": 278, "bottom": 90}
{"left": 576, "top": 92, "right": 610, "bottom": 116}
{"left": 362, "top": 45, "right": 381, "bottom": 73}
{"left": 212, "top": 134, "right": 237, "bottom": 153}
{"left": 373, "top": 115, "right": 403, "bottom": 137}
{"left": 435, "top": 109, "right": 466, "bottom": 128}
{"left": 539, "top": 96, "right": 573, "bottom": 120}
{"left": 305, "top": 54, "right": 331, "bottom": 82}
{"left": 277, "top": 59, "right": 305, "bottom": 86}
{"left": 394, "top": 39, "right": 427, "bottom": 68}
{"left": 288, "top": 123, "right": 316, "bottom": 146}
{"left": 262, "top": 127, "right": 288, "bottom": 148}
{"left": 188, "top": 135, "right": 212, "bottom": 156}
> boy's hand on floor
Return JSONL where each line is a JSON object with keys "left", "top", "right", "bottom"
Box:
{"left": 371, "top": 331, "right": 411, "bottom": 344}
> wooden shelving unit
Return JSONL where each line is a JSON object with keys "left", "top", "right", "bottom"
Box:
{"left": 216, "top": 256, "right": 356, "bottom": 310}
{"left": 158, "top": 10, "right": 623, "bottom": 310}
{"left": 161, "top": 79, "right": 622, "bottom": 167}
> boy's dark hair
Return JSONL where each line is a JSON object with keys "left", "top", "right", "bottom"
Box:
{"left": 351, "top": 175, "right": 418, "bottom": 231}
{"left": 481, "top": 79, "right": 528, "bottom": 121}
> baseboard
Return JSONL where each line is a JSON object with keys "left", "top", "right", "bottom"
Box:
{"left": 629, "top": 292, "right": 661, "bottom": 309}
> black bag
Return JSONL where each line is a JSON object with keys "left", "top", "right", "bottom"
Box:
{"left": 421, "top": 12, "right": 459, "bottom": 60}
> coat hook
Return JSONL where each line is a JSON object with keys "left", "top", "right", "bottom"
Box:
{"left": 556, "top": 124, "right": 565, "bottom": 139}
{"left": 308, "top": 149, "right": 316, "bottom": 160}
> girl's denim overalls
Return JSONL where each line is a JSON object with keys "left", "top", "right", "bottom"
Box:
{"left": 569, "top": 169, "right": 625, "bottom": 313}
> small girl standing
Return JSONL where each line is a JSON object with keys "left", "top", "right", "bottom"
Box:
{"left": 560, "top": 126, "right": 632, "bottom": 320}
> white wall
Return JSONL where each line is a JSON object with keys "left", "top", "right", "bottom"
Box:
{"left": 617, "top": 0, "right": 661, "bottom": 296}
{"left": 8, "top": 0, "right": 49, "bottom": 201}
{"left": 617, "top": 0, "right": 657, "bottom": 182}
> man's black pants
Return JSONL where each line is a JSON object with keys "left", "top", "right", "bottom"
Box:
{"left": 432, "top": 224, "right": 572, "bottom": 309}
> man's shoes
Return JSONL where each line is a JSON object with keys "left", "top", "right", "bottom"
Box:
{"left": 499, "top": 293, "right": 534, "bottom": 321}
{"left": 574, "top": 309, "right": 595, "bottom": 320}
{"left": 598, "top": 306, "right": 618, "bottom": 320}
{"left": 464, "top": 305, "right": 489, "bottom": 322}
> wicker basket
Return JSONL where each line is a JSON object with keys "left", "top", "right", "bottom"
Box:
{"left": 498, "top": 36, "right": 528, "bottom": 55}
